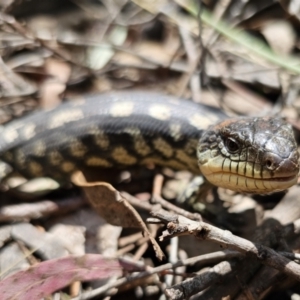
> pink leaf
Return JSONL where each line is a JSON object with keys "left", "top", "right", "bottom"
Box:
{"left": 0, "top": 254, "right": 125, "bottom": 300}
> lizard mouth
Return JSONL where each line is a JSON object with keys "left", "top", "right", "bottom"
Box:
{"left": 204, "top": 172, "right": 298, "bottom": 194}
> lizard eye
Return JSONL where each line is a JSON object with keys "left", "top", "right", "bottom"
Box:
{"left": 225, "top": 137, "right": 240, "bottom": 153}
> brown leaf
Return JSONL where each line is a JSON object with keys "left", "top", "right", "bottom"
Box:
{"left": 71, "top": 171, "right": 165, "bottom": 260}
{"left": 40, "top": 58, "right": 71, "bottom": 109}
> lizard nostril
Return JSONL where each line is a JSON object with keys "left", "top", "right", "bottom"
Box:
{"left": 266, "top": 159, "right": 273, "bottom": 169}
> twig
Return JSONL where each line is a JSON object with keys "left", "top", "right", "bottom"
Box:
{"left": 71, "top": 251, "right": 241, "bottom": 299}
{"left": 153, "top": 210, "right": 300, "bottom": 282}
{"left": 165, "top": 260, "right": 236, "bottom": 300}
{"left": 151, "top": 194, "right": 202, "bottom": 221}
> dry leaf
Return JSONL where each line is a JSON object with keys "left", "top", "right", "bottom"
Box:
{"left": 0, "top": 254, "right": 131, "bottom": 300}
{"left": 72, "top": 171, "right": 165, "bottom": 260}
